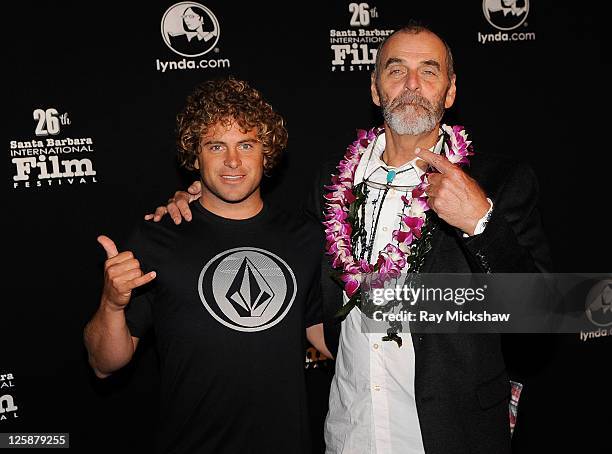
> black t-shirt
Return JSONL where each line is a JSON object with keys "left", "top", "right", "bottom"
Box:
{"left": 124, "top": 202, "right": 323, "bottom": 454}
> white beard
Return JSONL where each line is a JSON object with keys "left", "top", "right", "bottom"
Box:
{"left": 385, "top": 104, "right": 440, "bottom": 135}
{"left": 380, "top": 87, "right": 446, "bottom": 136}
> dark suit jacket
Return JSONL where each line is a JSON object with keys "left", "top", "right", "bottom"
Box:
{"left": 304, "top": 150, "right": 551, "bottom": 454}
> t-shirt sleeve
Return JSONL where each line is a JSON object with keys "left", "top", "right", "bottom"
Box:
{"left": 304, "top": 266, "right": 323, "bottom": 328}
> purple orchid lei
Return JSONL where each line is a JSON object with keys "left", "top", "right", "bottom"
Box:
{"left": 323, "top": 124, "right": 474, "bottom": 317}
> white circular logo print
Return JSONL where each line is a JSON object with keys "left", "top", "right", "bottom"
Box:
{"left": 585, "top": 279, "right": 612, "bottom": 328}
{"left": 198, "top": 248, "right": 297, "bottom": 332}
{"left": 483, "top": 0, "right": 529, "bottom": 31}
{"left": 161, "top": 2, "right": 220, "bottom": 57}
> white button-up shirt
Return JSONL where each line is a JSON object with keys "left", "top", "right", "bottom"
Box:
{"left": 324, "top": 130, "right": 493, "bottom": 453}
{"left": 324, "top": 132, "right": 441, "bottom": 454}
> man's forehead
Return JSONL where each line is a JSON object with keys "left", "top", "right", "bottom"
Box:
{"left": 380, "top": 31, "right": 446, "bottom": 63}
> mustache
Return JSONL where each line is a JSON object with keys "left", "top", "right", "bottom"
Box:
{"left": 388, "top": 90, "right": 434, "bottom": 112}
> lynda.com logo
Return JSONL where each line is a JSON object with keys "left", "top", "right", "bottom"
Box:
{"left": 198, "top": 248, "right": 297, "bottom": 332}
{"left": 161, "top": 2, "right": 220, "bottom": 58}
{"left": 482, "top": 0, "right": 529, "bottom": 31}
{"left": 585, "top": 279, "right": 612, "bottom": 328}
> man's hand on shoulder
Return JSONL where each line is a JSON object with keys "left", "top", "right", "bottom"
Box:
{"left": 144, "top": 180, "right": 202, "bottom": 224}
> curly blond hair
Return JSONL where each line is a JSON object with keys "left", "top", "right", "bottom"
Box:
{"left": 176, "top": 77, "right": 288, "bottom": 175}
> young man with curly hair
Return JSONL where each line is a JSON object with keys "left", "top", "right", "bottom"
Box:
{"left": 83, "top": 78, "right": 329, "bottom": 454}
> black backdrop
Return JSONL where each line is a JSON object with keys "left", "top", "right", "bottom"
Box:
{"left": 4, "top": 1, "right": 611, "bottom": 452}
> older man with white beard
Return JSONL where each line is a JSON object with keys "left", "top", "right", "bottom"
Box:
{"left": 313, "top": 24, "right": 550, "bottom": 454}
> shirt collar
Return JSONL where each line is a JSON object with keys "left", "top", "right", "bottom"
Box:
{"left": 370, "top": 128, "right": 444, "bottom": 177}
{"left": 354, "top": 128, "right": 445, "bottom": 186}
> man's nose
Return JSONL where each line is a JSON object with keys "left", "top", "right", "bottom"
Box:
{"left": 404, "top": 70, "right": 420, "bottom": 91}
{"left": 224, "top": 150, "right": 241, "bottom": 168}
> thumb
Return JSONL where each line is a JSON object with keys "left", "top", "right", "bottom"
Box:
{"left": 97, "top": 235, "right": 119, "bottom": 259}
{"left": 188, "top": 180, "right": 202, "bottom": 196}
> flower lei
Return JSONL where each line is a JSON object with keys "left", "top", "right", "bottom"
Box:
{"left": 323, "top": 124, "right": 474, "bottom": 320}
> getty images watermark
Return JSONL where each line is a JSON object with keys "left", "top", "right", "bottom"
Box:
{"left": 354, "top": 273, "right": 612, "bottom": 334}
{"left": 370, "top": 282, "right": 498, "bottom": 324}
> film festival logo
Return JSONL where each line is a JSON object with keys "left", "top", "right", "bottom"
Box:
{"left": 330, "top": 2, "right": 393, "bottom": 72}
{"left": 10, "top": 108, "right": 98, "bottom": 190}
{"left": 157, "top": 2, "right": 230, "bottom": 72}
{"left": 198, "top": 248, "right": 297, "bottom": 332}
{"left": 478, "top": 0, "right": 535, "bottom": 44}
{"left": 580, "top": 279, "right": 612, "bottom": 341}
{"left": 0, "top": 373, "right": 18, "bottom": 422}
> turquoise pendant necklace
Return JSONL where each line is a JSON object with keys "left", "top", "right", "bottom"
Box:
{"left": 384, "top": 167, "right": 412, "bottom": 185}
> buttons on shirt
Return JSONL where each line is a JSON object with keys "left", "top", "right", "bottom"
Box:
{"left": 382, "top": 226, "right": 388, "bottom": 232}
{"left": 373, "top": 385, "right": 381, "bottom": 392}
{"left": 373, "top": 343, "right": 379, "bottom": 350}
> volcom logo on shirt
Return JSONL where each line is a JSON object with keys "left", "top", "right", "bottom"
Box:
{"left": 198, "top": 248, "right": 297, "bottom": 332}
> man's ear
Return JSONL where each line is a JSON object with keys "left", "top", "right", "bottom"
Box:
{"left": 371, "top": 72, "right": 381, "bottom": 107}
{"left": 444, "top": 75, "right": 457, "bottom": 109}
{"left": 262, "top": 154, "right": 269, "bottom": 174}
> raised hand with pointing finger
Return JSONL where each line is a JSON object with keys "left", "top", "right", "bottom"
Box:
{"left": 415, "top": 147, "right": 491, "bottom": 236}
{"left": 97, "top": 235, "right": 156, "bottom": 311}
